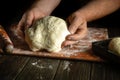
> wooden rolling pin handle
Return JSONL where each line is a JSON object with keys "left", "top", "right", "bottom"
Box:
{"left": 0, "top": 25, "right": 14, "bottom": 53}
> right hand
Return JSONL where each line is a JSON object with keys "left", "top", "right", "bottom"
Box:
{"left": 62, "top": 12, "right": 88, "bottom": 47}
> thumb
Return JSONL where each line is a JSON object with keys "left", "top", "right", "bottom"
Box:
{"left": 68, "top": 19, "right": 78, "bottom": 34}
{"left": 25, "top": 13, "right": 34, "bottom": 29}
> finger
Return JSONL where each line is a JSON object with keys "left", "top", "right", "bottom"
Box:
{"left": 18, "top": 14, "right": 26, "bottom": 30}
{"left": 67, "top": 30, "right": 87, "bottom": 41}
{"left": 18, "top": 12, "right": 34, "bottom": 30}
{"left": 61, "top": 40, "right": 78, "bottom": 48}
{"left": 66, "top": 23, "right": 88, "bottom": 41}
{"left": 13, "top": 23, "right": 25, "bottom": 40}
{"left": 25, "top": 12, "right": 34, "bottom": 28}
{"left": 32, "top": 12, "right": 46, "bottom": 25}
{"left": 66, "top": 33, "right": 82, "bottom": 41}
{"left": 68, "top": 18, "right": 79, "bottom": 34}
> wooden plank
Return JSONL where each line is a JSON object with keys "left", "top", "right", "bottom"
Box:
{"left": 91, "top": 63, "right": 120, "bottom": 80}
{"left": 0, "top": 54, "right": 30, "bottom": 80}
{"left": 15, "top": 58, "right": 60, "bottom": 80}
{"left": 54, "top": 60, "right": 92, "bottom": 80}
{"left": 90, "top": 26, "right": 120, "bottom": 80}
{"left": 103, "top": 65, "right": 120, "bottom": 80}
{"left": 6, "top": 26, "right": 108, "bottom": 62}
{"left": 90, "top": 63, "right": 106, "bottom": 80}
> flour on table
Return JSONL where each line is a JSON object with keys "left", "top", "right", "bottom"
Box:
{"left": 11, "top": 27, "right": 108, "bottom": 61}
{"left": 31, "top": 60, "right": 53, "bottom": 69}
{"left": 58, "top": 27, "right": 108, "bottom": 57}
{"left": 63, "top": 61, "right": 72, "bottom": 72}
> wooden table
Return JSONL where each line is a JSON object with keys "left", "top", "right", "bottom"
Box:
{"left": 0, "top": 26, "right": 120, "bottom": 80}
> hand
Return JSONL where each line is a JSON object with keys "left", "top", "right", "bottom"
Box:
{"left": 62, "top": 12, "right": 88, "bottom": 47}
{"left": 18, "top": 7, "right": 46, "bottom": 30}
{"left": 16, "top": 7, "right": 47, "bottom": 40}
{"left": 17, "top": 0, "right": 60, "bottom": 32}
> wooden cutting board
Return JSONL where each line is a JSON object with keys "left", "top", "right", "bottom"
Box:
{"left": 1, "top": 25, "right": 108, "bottom": 62}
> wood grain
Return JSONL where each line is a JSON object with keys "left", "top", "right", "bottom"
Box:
{"left": 15, "top": 58, "right": 60, "bottom": 80}
{"left": 0, "top": 55, "right": 30, "bottom": 80}
{"left": 54, "top": 60, "right": 91, "bottom": 80}
{"left": 1, "top": 26, "right": 108, "bottom": 62}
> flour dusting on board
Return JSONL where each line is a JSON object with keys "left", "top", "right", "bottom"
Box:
{"left": 10, "top": 27, "right": 108, "bottom": 61}
{"left": 59, "top": 28, "right": 108, "bottom": 57}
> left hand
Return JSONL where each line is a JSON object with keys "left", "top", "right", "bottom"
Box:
{"left": 15, "top": 7, "right": 47, "bottom": 41}
{"left": 62, "top": 12, "right": 88, "bottom": 47}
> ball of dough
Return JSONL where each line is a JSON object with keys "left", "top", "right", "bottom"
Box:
{"left": 25, "top": 16, "right": 70, "bottom": 52}
{"left": 108, "top": 37, "right": 120, "bottom": 55}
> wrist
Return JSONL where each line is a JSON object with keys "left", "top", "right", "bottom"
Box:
{"left": 30, "top": 0, "right": 61, "bottom": 16}
{"left": 74, "top": 11, "right": 87, "bottom": 22}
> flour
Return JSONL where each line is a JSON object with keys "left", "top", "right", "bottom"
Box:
{"left": 60, "top": 46, "right": 77, "bottom": 57}
{"left": 11, "top": 27, "right": 108, "bottom": 62}
{"left": 58, "top": 28, "right": 108, "bottom": 57}
{"left": 59, "top": 41, "right": 91, "bottom": 57}
{"left": 36, "top": 75, "right": 43, "bottom": 80}
{"left": 63, "top": 61, "right": 71, "bottom": 72}
{"left": 48, "top": 65, "right": 53, "bottom": 69}
{"left": 31, "top": 61, "right": 37, "bottom": 66}
{"left": 31, "top": 60, "right": 53, "bottom": 69}
{"left": 31, "top": 60, "right": 54, "bottom": 80}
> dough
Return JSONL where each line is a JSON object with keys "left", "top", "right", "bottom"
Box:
{"left": 25, "top": 16, "right": 70, "bottom": 52}
{"left": 108, "top": 37, "right": 120, "bottom": 55}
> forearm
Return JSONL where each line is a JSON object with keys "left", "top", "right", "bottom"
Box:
{"left": 76, "top": 0, "right": 120, "bottom": 22}
{"left": 31, "top": 0, "right": 61, "bottom": 15}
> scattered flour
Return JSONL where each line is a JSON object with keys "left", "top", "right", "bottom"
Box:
{"left": 63, "top": 61, "right": 71, "bottom": 72}
{"left": 31, "top": 60, "right": 53, "bottom": 69}
{"left": 36, "top": 76, "right": 43, "bottom": 80}
{"left": 31, "top": 60, "right": 71, "bottom": 72}
{"left": 59, "top": 28, "right": 108, "bottom": 57}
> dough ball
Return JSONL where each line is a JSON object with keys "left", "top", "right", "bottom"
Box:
{"left": 25, "top": 16, "right": 70, "bottom": 52}
{"left": 108, "top": 37, "right": 120, "bottom": 55}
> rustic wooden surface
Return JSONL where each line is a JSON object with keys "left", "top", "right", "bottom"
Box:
{"left": 3, "top": 26, "right": 108, "bottom": 62}
{"left": 0, "top": 27, "right": 120, "bottom": 80}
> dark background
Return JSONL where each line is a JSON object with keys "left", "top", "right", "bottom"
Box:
{"left": 0, "top": 0, "right": 119, "bottom": 28}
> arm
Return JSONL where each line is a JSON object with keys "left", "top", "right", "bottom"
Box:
{"left": 18, "top": 0, "right": 61, "bottom": 29}
{"left": 63, "top": 0, "right": 120, "bottom": 47}
{"left": 30, "top": 0, "right": 61, "bottom": 16}
{"left": 16, "top": 0, "right": 61, "bottom": 40}
{"left": 76, "top": 0, "right": 120, "bottom": 22}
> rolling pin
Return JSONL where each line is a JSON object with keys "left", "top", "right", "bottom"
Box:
{"left": 0, "top": 25, "right": 14, "bottom": 53}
